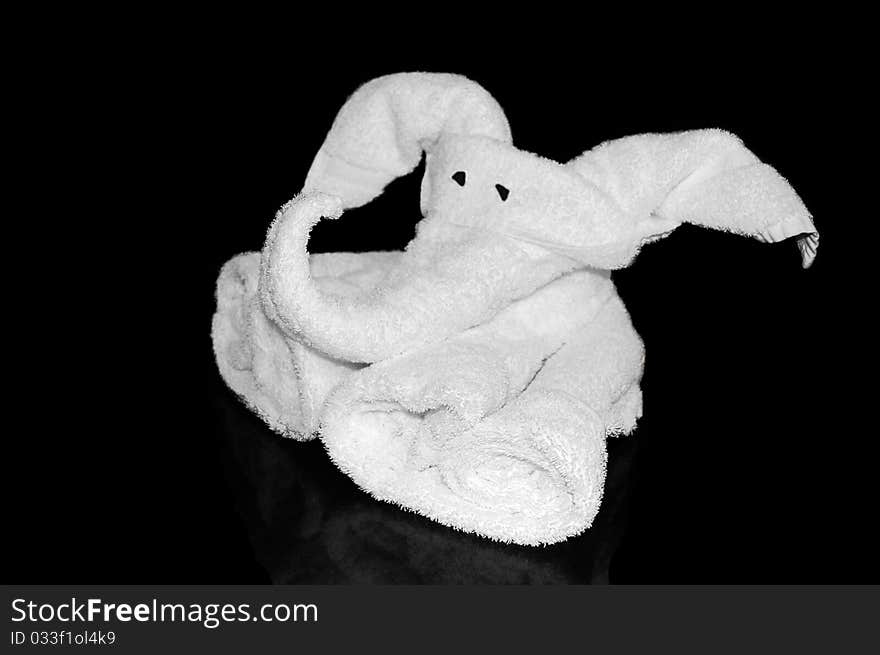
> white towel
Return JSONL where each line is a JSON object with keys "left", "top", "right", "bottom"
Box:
{"left": 212, "top": 72, "right": 818, "bottom": 544}
{"left": 212, "top": 250, "right": 399, "bottom": 438}
{"left": 320, "top": 270, "right": 645, "bottom": 544}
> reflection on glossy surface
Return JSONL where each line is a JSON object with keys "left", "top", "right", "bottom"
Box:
{"left": 212, "top": 379, "right": 638, "bottom": 584}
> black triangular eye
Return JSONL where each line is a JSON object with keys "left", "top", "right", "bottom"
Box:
{"left": 452, "top": 171, "right": 466, "bottom": 187}
{"left": 495, "top": 184, "right": 510, "bottom": 201}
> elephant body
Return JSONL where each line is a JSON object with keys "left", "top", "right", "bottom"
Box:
{"left": 212, "top": 73, "right": 818, "bottom": 545}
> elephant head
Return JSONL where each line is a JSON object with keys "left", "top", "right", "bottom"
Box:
{"left": 260, "top": 73, "right": 818, "bottom": 364}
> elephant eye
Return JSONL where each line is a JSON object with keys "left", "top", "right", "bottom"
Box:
{"left": 495, "top": 183, "right": 510, "bottom": 201}
{"left": 451, "top": 171, "right": 466, "bottom": 187}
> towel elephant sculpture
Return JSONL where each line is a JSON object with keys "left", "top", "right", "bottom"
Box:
{"left": 213, "top": 73, "right": 818, "bottom": 545}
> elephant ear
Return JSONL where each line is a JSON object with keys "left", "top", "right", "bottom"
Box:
{"left": 564, "top": 129, "right": 819, "bottom": 269}
{"left": 302, "top": 73, "right": 512, "bottom": 209}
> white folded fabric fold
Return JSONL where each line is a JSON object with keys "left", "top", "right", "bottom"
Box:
{"left": 320, "top": 271, "right": 645, "bottom": 544}
{"left": 212, "top": 73, "right": 818, "bottom": 545}
{"left": 212, "top": 250, "right": 400, "bottom": 438}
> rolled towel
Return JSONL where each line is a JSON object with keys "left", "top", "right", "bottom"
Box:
{"left": 479, "top": 128, "right": 819, "bottom": 270}
{"left": 320, "top": 269, "right": 645, "bottom": 545}
{"left": 264, "top": 127, "right": 818, "bottom": 366}
{"left": 566, "top": 129, "right": 819, "bottom": 268}
{"left": 212, "top": 250, "right": 400, "bottom": 438}
{"left": 303, "top": 72, "right": 511, "bottom": 210}
{"left": 214, "top": 73, "right": 818, "bottom": 546}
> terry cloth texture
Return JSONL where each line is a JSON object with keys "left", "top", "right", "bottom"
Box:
{"left": 212, "top": 72, "right": 818, "bottom": 545}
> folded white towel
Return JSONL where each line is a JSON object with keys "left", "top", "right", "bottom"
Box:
{"left": 212, "top": 250, "right": 399, "bottom": 438}
{"left": 212, "top": 72, "right": 818, "bottom": 545}
{"left": 303, "top": 72, "right": 511, "bottom": 210}
{"left": 321, "top": 270, "right": 644, "bottom": 544}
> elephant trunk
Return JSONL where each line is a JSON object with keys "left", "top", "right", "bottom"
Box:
{"left": 260, "top": 192, "right": 568, "bottom": 364}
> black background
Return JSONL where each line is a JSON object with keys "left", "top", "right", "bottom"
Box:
{"left": 8, "top": 27, "right": 874, "bottom": 584}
